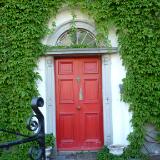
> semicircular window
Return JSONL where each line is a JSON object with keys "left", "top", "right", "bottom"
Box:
{"left": 56, "top": 28, "right": 97, "bottom": 48}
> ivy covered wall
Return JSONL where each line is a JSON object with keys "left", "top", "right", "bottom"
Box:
{"left": 0, "top": 0, "right": 160, "bottom": 159}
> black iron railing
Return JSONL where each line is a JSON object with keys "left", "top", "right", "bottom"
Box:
{"left": 0, "top": 97, "right": 46, "bottom": 160}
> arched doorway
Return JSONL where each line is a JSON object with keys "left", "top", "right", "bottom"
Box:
{"left": 43, "top": 10, "right": 117, "bottom": 151}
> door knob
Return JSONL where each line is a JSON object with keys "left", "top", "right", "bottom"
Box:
{"left": 77, "top": 106, "right": 81, "bottom": 110}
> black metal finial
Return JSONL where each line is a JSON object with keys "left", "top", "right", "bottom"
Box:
{"left": 31, "top": 97, "right": 44, "bottom": 107}
{"left": 0, "top": 97, "right": 46, "bottom": 160}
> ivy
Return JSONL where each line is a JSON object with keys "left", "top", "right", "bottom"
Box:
{"left": 0, "top": 0, "right": 160, "bottom": 159}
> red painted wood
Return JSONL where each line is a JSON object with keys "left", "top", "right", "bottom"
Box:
{"left": 55, "top": 57, "right": 103, "bottom": 151}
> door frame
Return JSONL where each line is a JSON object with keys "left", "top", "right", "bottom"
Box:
{"left": 45, "top": 53, "right": 113, "bottom": 150}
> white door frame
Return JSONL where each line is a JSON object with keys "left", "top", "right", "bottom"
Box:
{"left": 44, "top": 50, "right": 116, "bottom": 147}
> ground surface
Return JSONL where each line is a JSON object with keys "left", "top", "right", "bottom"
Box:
{"left": 48, "top": 151, "right": 97, "bottom": 160}
{"left": 48, "top": 151, "right": 160, "bottom": 160}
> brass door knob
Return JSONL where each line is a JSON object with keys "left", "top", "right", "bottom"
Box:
{"left": 77, "top": 106, "right": 81, "bottom": 110}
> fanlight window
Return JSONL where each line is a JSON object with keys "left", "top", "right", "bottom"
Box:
{"left": 56, "top": 28, "right": 97, "bottom": 47}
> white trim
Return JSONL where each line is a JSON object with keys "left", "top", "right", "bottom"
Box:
{"left": 45, "top": 53, "right": 114, "bottom": 147}
{"left": 46, "top": 48, "right": 118, "bottom": 55}
{"left": 102, "top": 55, "right": 113, "bottom": 145}
{"left": 45, "top": 57, "right": 56, "bottom": 135}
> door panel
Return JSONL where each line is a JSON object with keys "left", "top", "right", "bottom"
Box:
{"left": 83, "top": 78, "right": 99, "bottom": 103}
{"left": 79, "top": 57, "right": 103, "bottom": 149}
{"left": 59, "top": 113, "right": 76, "bottom": 142}
{"left": 56, "top": 59, "right": 79, "bottom": 149}
{"left": 84, "top": 113, "right": 100, "bottom": 140}
{"left": 59, "top": 79, "right": 74, "bottom": 103}
{"left": 83, "top": 60, "right": 99, "bottom": 73}
{"left": 55, "top": 57, "right": 103, "bottom": 150}
{"left": 58, "top": 61, "right": 74, "bottom": 75}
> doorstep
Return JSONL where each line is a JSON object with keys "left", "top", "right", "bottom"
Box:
{"left": 48, "top": 151, "right": 97, "bottom": 160}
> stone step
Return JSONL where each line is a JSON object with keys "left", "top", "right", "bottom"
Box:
{"left": 48, "top": 151, "right": 97, "bottom": 160}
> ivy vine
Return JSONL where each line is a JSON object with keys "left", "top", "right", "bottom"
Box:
{"left": 0, "top": 0, "right": 160, "bottom": 159}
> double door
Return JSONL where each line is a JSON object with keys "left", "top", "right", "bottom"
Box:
{"left": 55, "top": 57, "right": 103, "bottom": 150}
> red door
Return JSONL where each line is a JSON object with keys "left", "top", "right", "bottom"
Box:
{"left": 55, "top": 57, "right": 103, "bottom": 151}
